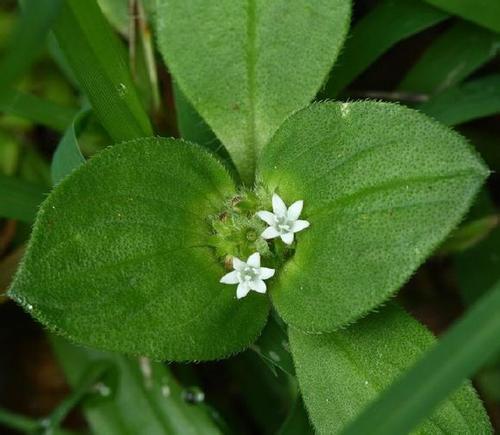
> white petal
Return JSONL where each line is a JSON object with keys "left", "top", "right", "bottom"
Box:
{"left": 287, "top": 200, "right": 303, "bottom": 221}
{"left": 292, "top": 219, "right": 310, "bottom": 233}
{"left": 272, "top": 194, "right": 287, "bottom": 216}
{"left": 220, "top": 270, "right": 239, "bottom": 284}
{"left": 280, "top": 232, "right": 294, "bottom": 245}
{"left": 256, "top": 210, "right": 276, "bottom": 226}
{"left": 237, "top": 283, "right": 250, "bottom": 299}
{"left": 260, "top": 267, "right": 275, "bottom": 280}
{"left": 250, "top": 279, "right": 267, "bottom": 293}
{"left": 232, "top": 257, "right": 245, "bottom": 271}
{"left": 247, "top": 252, "right": 260, "bottom": 268}
{"left": 261, "top": 226, "right": 280, "bottom": 239}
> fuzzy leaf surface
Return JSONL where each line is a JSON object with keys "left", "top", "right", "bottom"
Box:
{"left": 9, "top": 137, "right": 269, "bottom": 361}
{"left": 258, "top": 101, "right": 488, "bottom": 332}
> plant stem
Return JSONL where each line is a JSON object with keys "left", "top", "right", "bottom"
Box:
{"left": 0, "top": 407, "right": 39, "bottom": 433}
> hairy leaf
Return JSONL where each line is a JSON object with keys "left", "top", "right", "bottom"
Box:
{"left": 424, "top": 0, "right": 500, "bottom": 33}
{"left": 9, "top": 137, "right": 269, "bottom": 361}
{"left": 53, "top": 0, "right": 153, "bottom": 142}
{"left": 258, "top": 101, "right": 487, "bottom": 332}
{"left": 399, "top": 22, "right": 500, "bottom": 94}
{"left": 290, "top": 304, "right": 491, "bottom": 434}
{"left": 324, "top": 0, "right": 448, "bottom": 97}
{"left": 342, "top": 282, "right": 500, "bottom": 435}
{"left": 157, "top": 0, "right": 351, "bottom": 182}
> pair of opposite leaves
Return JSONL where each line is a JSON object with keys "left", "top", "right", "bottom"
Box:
{"left": 10, "top": 1, "right": 487, "bottom": 362}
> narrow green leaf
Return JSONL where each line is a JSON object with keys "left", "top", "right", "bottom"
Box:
{"left": 342, "top": 282, "right": 500, "bottom": 435}
{"left": 399, "top": 22, "right": 500, "bottom": 94}
{"left": 53, "top": 0, "right": 153, "bottom": 142}
{"left": 0, "top": 174, "right": 46, "bottom": 223}
{"left": 51, "top": 336, "right": 222, "bottom": 435}
{"left": 157, "top": 0, "right": 351, "bottom": 182}
{"left": 419, "top": 74, "right": 500, "bottom": 125}
{"left": 424, "top": 0, "right": 500, "bottom": 33}
{"left": 324, "top": 0, "right": 448, "bottom": 97}
{"left": 51, "top": 110, "right": 88, "bottom": 185}
{"left": 0, "top": 0, "right": 61, "bottom": 90}
{"left": 258, "top": 101, "right": 487, "bottom": 332}
{"left": 0, "top": 88, "right": 77, "bottom": 132}
{"left": 290, "top": 304, "right": 491, "bottom": 434}
{"left": 9, "top": 137, "right": 268, "bottom": 361}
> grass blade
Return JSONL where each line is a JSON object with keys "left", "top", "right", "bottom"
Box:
{"left": 419, "top": 74, "right": 500, "bottom": 125}
{"left": 324, "top": 0, "right": 448, "bottom": 97}
{"left": 342, "top": 281, "right": 500, "bottom": 435}
{"left": 0, "top": 175, "right": 46, "bottom": 223}
{"left": 53, "top": 0, "right": 153, "bottom": 142}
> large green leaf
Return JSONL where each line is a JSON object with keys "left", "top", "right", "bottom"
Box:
{"left": 157, "top": 0, "right": 351, "bottom": 182}
{"left": 424, "top": 0, "right": 500, "bottom": 33}
{"left": 9, "top": 137, "right": 269, "bottom": 361}
{"left": 258, "top": 101, "right": 487, "bottom": 332}
{"left": 53, "top": 0, "right": 153, "bottom": 142}
{"left": 342, "top": 282, "right": 500, "bottom": 435}
{"left": 324, "top": 0, "right": 448, "bottom": 97}
{"left": 289, "top": 304, "right": 491, "bottom": 434}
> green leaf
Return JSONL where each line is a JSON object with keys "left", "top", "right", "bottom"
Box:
{"left": 0, "top": 0, "right": 61, "bottom": 90}
{"left": 0, "top": 174, "right": 46, "bottom": 223}
{"left": 399, "top": 21, "right": 500, "bottom": 94}
{"left": 51, "top": 336, "right": 222, "bottom": 435}
{"left": 53, "top": 0, "right": 153, "bottom": 142}
{"left": 290, "top": 304, "right": 491, "bottom": 435}
{"left": 157, "top": 0, "right": 351, "bottom": 183}
{"left": 342, "top": 282, "right": 500, "bottom": 435}
{"left": 0, "top": 88, "right": 77, "bottom": 132}
{"left": 258, "top": 101, "right": 487, "bottom": 332}
{"left": 51, "top": 109, "right": 88, "bottom": 185}
{"left": 419, "top": 74, "right": 500, "bottom": 126}
{"left": 324, "top": 0, "right": 448, "bottom": 97}
{"left": 424, "top": 0, "right": 500, "bottom": 33}
{"left": 9, "top": 137, "right": 269, "bottom": 361}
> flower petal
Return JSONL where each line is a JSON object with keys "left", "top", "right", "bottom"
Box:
{"left": 272, "top": 193, "right": 287, "bottom": 216}
{"left": 220, "top": 270, "right": 239, "bottom": 284}
{"left": 281, "top": 232, "right": 294, "bottom": 245}
{"left": 250, "top": 279, "right": 267, "bottom": 293}
{"left": 237, "top": 283, "right": 250, "bottom": 299}
{"left": 287, "top": 200, "right": 303, "bottom": 221}
{"left": 262, "top": 226, "right": 280, "bottom": 239}
{"left": 232, "top": 257, "right": 245, "bottom": 271}
{"left": 247, "top": 252, "right": 261, "bottom": 268}
{"left": 292, "top": 219, "right": 310, "bottom": 233}
{"left": 256, "top": 210, "right": 276, "bottom": 226}
{"left": 260, "top": 267, "right": 275, "bottom": 280}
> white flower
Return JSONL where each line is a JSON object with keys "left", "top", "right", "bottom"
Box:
{"left": 220, "top": 253, "right": 275, "bottom": 299}
{"left": 256, "top": 194, "right": 310, "bottom": 245}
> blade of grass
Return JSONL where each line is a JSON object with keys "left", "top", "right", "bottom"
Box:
{"left": 424, "top": 0, "right": 500, "bottom": 33}
{"left": 0, "top": 88, "right": 77, "bottom": 132}
{"left": 342, "top": 280, "right": 500, "bottom": 435}
{"left": 399, "top": 21, "right": 500, "bottom": 94}
{"left": 324, "top": 0, "right": 448, "bottom": 97}
{"left": 53, "top": 0, "right": 153, "bottom": 142}
{"left": 0, "top": 0, "right": 61, "bottom": 90}
{"left": 0, "top": 175, "right": 46, "bottom": 223}
{"left": 419, "top": 74, "right": 500, "bottom": 125}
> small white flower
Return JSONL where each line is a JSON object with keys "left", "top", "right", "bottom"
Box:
{"left": 256, "top": 194, "right": 310, "bottom": 245}
{"left": 220, "top": 253, "right": 275, "bottom": 299}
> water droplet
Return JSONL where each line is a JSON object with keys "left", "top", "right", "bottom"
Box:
{"left": 139, "top": 357, "right": 153, "bottom": 388}
{"left": 117, "top": 83, "right": 128, "bottom": 97}
{"left": 364, "top": 380, "right": 369, "bottom": 386}
{"left": 161, "top": 385, "right": 171, "bottom": 397}
{"left": 268, "top": 350, "right": 281, "bottom": 362}
{"left": 182, "top": 386, "right": 205, "bottom": 404}
{"left": 93, "top": 382, "right": 111, "bottom": 397}
{"left": 26, "top": 304, "right": 33, "bottom": 311}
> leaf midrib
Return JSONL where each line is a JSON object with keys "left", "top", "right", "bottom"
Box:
{"left": 245, "top": 0, "right": 257, "bottom": 181}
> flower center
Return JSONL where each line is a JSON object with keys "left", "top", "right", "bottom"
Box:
{"left": 239, "top": 266, "right": 259, "bottom": 282}
{"left": 275, "top": 215, "right": 291, "bottom": 233}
